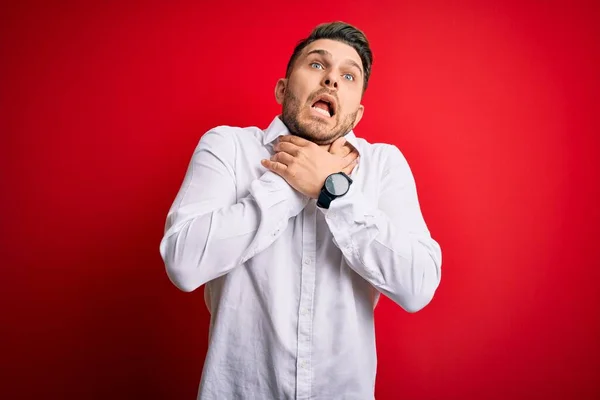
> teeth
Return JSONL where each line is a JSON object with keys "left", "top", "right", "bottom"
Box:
{"left": 311, "top": 106, "right": 330, "bottom": 117}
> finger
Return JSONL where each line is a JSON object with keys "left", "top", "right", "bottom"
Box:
{"left": 274, "top": 141, "right": 302, "bottom": 157}
{"left": 278, "top": 135, "right": 312, "bottom": 147}
{"left": 330, "top": 144, "right": 351, "bottom": 157}
{"left": 328, "top": 136, "right": 347, "bottom": 153}
{"left": 271, "top": 151, "right": 295, "bottom": 166}
{"left": 341, "top": 157, "right": 360, "bottom": 175}
{"left": 342, "top": 149, "right": 359, "bottom": 165}
{"left": 338, "top": 144, "right": 352, "bottom": 157}
{"left": 261, "top": 159, "right": 288, "bottom": 174}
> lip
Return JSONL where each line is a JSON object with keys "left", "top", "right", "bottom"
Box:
{"left": 310, "top": 93, "right": 337, "bottom": 117}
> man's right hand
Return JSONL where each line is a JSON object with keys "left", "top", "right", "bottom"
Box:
{"left": 328, "top": 137, "right": 359, "bottom": 175}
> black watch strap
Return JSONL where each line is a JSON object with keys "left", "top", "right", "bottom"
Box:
{"left": 317, "top": 189, "right": 335, "bottom": 209}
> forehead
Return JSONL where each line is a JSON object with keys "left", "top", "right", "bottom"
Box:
{"left": 301, "top": 39, "right": 363, "bottom": 69}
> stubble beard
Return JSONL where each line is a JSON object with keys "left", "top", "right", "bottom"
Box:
{"left": 281, "top": 88, "right": 358, "bottom": 146}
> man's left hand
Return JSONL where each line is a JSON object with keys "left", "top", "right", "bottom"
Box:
{"left": 261, "top": 135, "right": 359, "bottom": 199}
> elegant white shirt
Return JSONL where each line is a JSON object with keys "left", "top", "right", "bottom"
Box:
{"left": 159, "top": 116, "right": 442, "bottom": 400}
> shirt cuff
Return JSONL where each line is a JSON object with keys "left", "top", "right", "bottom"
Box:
{"left": 317, "top": 178, "right": 369, "bottom": 222}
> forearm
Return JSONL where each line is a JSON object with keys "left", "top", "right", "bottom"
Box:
{"left": 160, "top": 171, "right": 307, "bottom": 292}
{"left": 321, "top": 180, "right": 441, "bottom": 312}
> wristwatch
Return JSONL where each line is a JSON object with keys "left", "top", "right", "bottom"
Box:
{"left": 317, "top": 172, "right": 353, "bottom": 209}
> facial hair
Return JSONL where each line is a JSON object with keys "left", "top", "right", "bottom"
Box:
{"left": 281, "top": 88, "right": 358, "bottom": 145}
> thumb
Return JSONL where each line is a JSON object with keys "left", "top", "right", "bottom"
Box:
{"left": 342, "top": 148, "right": 359, "bottom": 164}
{"left": 342, "top": 157, "right": 359, "bottom": 175}
{"left": 329, "top": 136, "right": 346, "bottom": 153}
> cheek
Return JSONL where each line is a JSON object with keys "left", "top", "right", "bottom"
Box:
{"left": 338, "top": 95, "right": 361, "bottom": 116}
{"left": 288, "top": 74, "right": 313, "bottom": 100}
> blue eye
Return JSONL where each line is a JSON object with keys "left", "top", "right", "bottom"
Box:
{"left": 343, "top": 73, "right": 354, "bottom": 81}
{"left": 310, "top": 62, "right": 324, "bottom": 69}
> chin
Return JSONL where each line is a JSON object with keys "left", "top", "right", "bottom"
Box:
{"left": 296, "top": 115, "right": 336, "bottom": 142}
{"left": 300, "top": 127, "right": 340, "bottom": 145}
{"left": 282, "top": 108, "right": 343, "bottom": 145}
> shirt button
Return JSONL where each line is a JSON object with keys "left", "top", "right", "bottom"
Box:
{"left": 300, "top": 308, "right": 308, "bottom": 316}
{"left": 303, "top": 258, "right": 311, "bottom": 265}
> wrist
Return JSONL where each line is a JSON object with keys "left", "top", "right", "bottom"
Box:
{"left": 317, "top": 172, "right": 353, "bottom": 209}
{"left": 309, "top": 172, "right": 332, "bottom": 199}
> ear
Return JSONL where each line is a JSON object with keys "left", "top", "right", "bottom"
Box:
{"left": 352, "top": 104, "right": 365, "bottom": 128}
{"left": 274, "top": 78, "right": 287, "bottom": 105}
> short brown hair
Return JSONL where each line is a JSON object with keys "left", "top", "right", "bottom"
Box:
{"left": 285, "top": 22, "right": 373, "bottom": 93}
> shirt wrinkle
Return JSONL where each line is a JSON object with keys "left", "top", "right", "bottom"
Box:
{"left": 159, "top": 115, "right": 442, "bottom": 399}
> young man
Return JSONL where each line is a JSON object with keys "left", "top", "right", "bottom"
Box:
{"left": 160, "top": 21, "right": 442, "bottom": 400}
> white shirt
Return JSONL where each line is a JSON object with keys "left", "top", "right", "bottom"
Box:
{"left": 159, "top": 116, "right": 442, "bottom": 400}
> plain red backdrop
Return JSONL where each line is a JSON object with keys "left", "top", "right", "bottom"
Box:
{"left": 1, "top": 0, "right": 599, "bottom": 399}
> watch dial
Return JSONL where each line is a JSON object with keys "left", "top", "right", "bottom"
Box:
{"left": 326, "top": 173, "right": 349, "bottom": 195}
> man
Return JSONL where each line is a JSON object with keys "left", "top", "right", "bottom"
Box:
{"left": 159, "top": 21, "right": 442, "bottom": 400}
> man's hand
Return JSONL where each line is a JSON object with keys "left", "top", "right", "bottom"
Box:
{"left": 327, "top": 136, "right": 355, "bottom": 158}
{"left": 261, "top": 135, "right": 359, "bottom": 199}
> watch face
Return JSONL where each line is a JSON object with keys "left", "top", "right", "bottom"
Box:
{"left": 325, "top": 173, "right": 350, "bottom": 196}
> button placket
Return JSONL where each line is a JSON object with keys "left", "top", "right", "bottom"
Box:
{"left": 296, "top": 201, "right": 317, "bottom": 400}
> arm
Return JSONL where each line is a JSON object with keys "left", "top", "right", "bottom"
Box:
{"left": 159, "top": 128, "right": 308, "bottom": 292}
{"left": 319, "top": 145, "right": 442, "bottom": 312}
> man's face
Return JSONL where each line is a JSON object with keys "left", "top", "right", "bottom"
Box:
{"left": 275, "top": 39, "right": 365, "bottom": 145}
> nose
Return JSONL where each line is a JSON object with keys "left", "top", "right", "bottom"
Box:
{"left": 322, "top": 73, "right": 338, "bottom": 90}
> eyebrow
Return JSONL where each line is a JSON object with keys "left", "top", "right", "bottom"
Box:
{"left": 305, "top": 49, "right": 363, "bottom": 77}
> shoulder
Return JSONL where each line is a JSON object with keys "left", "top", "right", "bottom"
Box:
{"left": 198, "top": 124, "right": 263, "bottom": 144}
{"left": 354, "top": 137, "right": 411, "bottom": 170}
{"left": 195, "top": 123, "right": 265, "bottom": 154}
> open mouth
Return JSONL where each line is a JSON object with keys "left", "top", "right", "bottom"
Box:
{"left": 311, "top": 95, "right": 336, "bottom": 118}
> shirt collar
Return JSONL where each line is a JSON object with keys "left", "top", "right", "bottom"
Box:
{"left": 263, "top": 115, "right": 360, "bottom": 151}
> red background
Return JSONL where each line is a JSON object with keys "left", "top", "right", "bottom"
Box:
{"left": 2, "top": 1, "right": 599, "bottom": 399}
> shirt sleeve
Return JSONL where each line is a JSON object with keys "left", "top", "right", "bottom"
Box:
{"left": 318, "top": 144, "right": 442, "bottom": 312}
{"left": 159, "top": 128, "right": 308, "bottom": 292}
